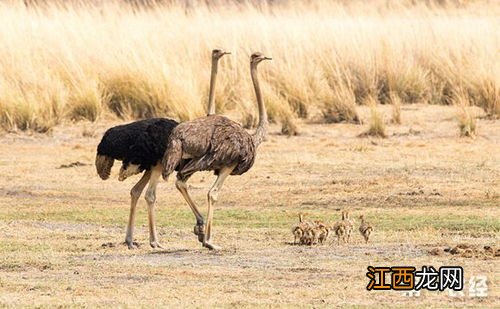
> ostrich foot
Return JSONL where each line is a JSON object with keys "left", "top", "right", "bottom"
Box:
{"left": 203, "top": 242, "right": 222, "bottom": 250}
{"left": 125, "top": 240, "right": 139, "bottom": 249}
{"left": 150, "top": 241, "right": 164, "bottom": 249}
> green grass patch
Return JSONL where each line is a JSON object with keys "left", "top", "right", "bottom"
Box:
{"left": 1, "top": 205, "right": 498, "bottom": 234}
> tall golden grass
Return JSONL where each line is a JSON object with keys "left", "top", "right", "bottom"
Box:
{"left": 0, "top": 0, "right": 498, "bottom": 132}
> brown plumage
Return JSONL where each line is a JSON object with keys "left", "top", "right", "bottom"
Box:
{"left": 292, "top": 214, "right": 329, "bottom": 246}
{"left": 332, "top": 220, "right": 346, "bottom": 245}
{"left": 314, "top": 220, "right": 330, "bottom": 244}
{"left": 332, "top": 211, "right": 352, "bottom": 245}
{"left": 302, "top": 222, "right": 328, "bottom": 246}
{"left": 359, "top": 215, "right": 373, "bottom": 244}
{"left": 163, "top": 115, "right": 257, "bottom": 179}
{"left": 162, "top": 52, "right": 272, "bottom": 250}
{"left": 343, "top": 211, "right": 354, "bottom": 243}
{"left": 301, "top": 227, "right": 316, "bottom": 246}
{"left": 292, "top": 213, "right": 308, "bottom": 245}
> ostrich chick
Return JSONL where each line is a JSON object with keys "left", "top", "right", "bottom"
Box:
{"left": 332, "top": 220, "right": 346, "bottom": 245}
{"left": 342, "top": 210, "right": 354, "bottom": 244}
{"left": 359, "top": 215, "right": 374, "bottom": 244}
{"left": 292, "top": 213, "right": 310, "bottom": 245}
{"left": 314, "top": 220, "right": 330, "bottom": 244}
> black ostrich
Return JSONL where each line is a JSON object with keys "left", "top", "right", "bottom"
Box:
{"left": 95, "top": 49, "right": 230, "bottom": 249}
{"left": 96, "top": 118, "right": 178, "bottom": 248}
{"left": 162, "top": 52, "right": 272, "bottom": 250}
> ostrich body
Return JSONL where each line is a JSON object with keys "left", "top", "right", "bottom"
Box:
{"left": 96, "top": 118, "right": 177, "bottom": 248}
{"left": 95, "top": 49, "right": 230, "bottom": 249}
{"left": 162, "top": 52, "right": 272, "bottom": 250}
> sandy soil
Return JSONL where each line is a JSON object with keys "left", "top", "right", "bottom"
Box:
{"left": 0, "top": 104, "right": 498, "bottom": 307}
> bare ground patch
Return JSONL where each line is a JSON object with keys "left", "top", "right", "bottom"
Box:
{"left": 0, "top": 106, "right": 499, "bottom": 307}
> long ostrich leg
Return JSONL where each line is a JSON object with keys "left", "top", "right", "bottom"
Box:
{"left": 144, "top": 164, "right": 163, "bottom": 248}
{"left": 125, "top": 170, "right": 152, "bottom": 249}
{"left": 203, "top": 166, "right": 234, "bottom": 250}
{"left": 175, "top": 176, "right": 205, "bottom": 242}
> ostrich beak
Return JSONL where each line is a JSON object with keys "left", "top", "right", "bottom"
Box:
{"left": 264, "top": 56, "right": 272, "bottom": 60}
{"left": 223, "top": 51, "right": 231, "bottom": 55}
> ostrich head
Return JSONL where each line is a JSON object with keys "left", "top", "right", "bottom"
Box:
{"left": 251, "top": 52, "right": 272, "bottom": 65}
{"left": 212, "top": 49, "right": 231, "bottom": 60}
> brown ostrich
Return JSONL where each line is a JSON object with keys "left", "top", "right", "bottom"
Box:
{"left": 162, "top": 52, "right": 272, "bottom": 250}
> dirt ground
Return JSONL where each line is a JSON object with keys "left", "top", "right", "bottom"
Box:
{"left": 0, "top": 104, "right": 498, "bottom": 307}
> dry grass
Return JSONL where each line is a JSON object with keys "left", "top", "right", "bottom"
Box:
{"left": 361, "top": 97, "right": 387, "bottom": 138}
{"left": 390, "top": 92, "right": 402, "bottom": 125}
{"left": 0, "top": 0, "right": 498, "bottom": 132}
{"left": 0, "top": 104, "right": 498, "bottom": 307}
{"left": 280, "top": 117, "right": 300, "bottom": 136}
{"left": 455, "top": 92, "right": 478, "bottom": 137}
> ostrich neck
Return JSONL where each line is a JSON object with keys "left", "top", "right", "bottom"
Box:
{"left": 207, "top": 58, "right": 219, "bottom": 116}
{"left": 251, "top": 64, "right": 268, "bottom": 147}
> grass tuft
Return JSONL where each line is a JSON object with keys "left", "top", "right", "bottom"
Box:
{"left": 361, "top": 97, "right": 387, "bottom": 138}
{"left": 280, "top": 115, "right": 300, "bottom": 136}
{"left": 322, "top": 83, "right": 360, "bottom": 124}
{"left": 389, "top": 92, "right": 402, "bottom": 124}
{"left": 455, "top": 93, "right": 477, "bottom": 138}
